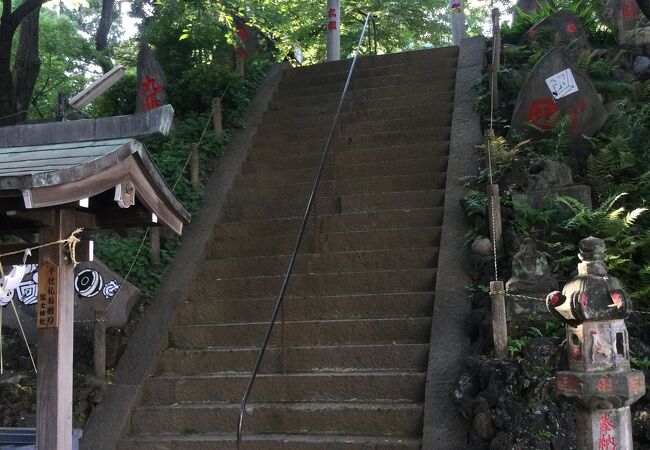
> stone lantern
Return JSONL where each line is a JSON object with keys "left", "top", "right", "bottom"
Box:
{"left": 546, "top": 236, "right": 645, "bottom": 449}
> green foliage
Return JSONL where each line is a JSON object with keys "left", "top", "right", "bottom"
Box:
{"left": 170, "top": 56, "right": 269, "bottom": 124}
{"left": 28, "top": 8, "right": 98, "bottom": 120}
{"left": 134, "top": 0, "right": 453, "bottom": 67}
{"left": 462, "top": 189, "right": 489, "bottom": 246}
{"left": 510, "top": 199, "right": 557, "bottom": 237}
{"left": 501, "top": 0, "right": 615, "bottom": 46}
{"left": 91, "top": 73, "right": 137, "bottom": 117}
{"left": 550, "top": 193, "right": 649, "bottom": 297}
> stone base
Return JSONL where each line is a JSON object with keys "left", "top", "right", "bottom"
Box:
{"left": 577, "top": 407, "right": 633, "bottom": 450}
{"left": 505, "top": 291, "right": 551, "bottom": 321}
{"left": 556, "top": 370, "right": 645, "bottom": 409}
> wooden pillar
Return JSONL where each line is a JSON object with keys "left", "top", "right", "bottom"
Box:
{"left": 190, "top": 143, "right": 200, "bottom": 187}
{"left": 235, "top": 53, "right": 245, "bottom": 76}
{"left": 487, "top": 184, "right": 502, "bottom": 251}
{"left": 36, "top": 209, "right": 75, "bottom": 450}
{"left": 93, "top": 309, "right": 106, "bottom": 383}
{"left": 490, "top": 280, "right": 508, "bottom": 358}
{"left": 212, "top": 97, "right": 223, "bottom": 137}
{"left": 150, "top": 227, "right": 161, "bottom": 266}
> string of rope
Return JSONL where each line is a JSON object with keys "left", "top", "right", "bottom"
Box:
{"left": 0, "top": 228, "right": 83, "bottom": 266}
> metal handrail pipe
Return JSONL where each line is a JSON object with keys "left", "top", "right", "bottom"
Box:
{"left": 236, "top": 12, "right": 373, "bottom": 448}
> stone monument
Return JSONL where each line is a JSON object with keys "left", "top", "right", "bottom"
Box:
{"left": 505, "top": 238, "right": 557, "bottom": 319}
{"left": 136, "top": 43, "right": 168, "bottom": 113}
{"left": 509, "top": 48, "right": 607, "bottom": 138}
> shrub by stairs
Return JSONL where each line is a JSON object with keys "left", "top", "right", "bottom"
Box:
{"left": 118, "top": 45, "right": 459, "bottom": 449}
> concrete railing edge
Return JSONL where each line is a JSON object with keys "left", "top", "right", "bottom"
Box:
{"left": 422, "top": 36, "right": 487, "bottom": 450}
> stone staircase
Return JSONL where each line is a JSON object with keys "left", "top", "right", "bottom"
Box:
{"left": 118, "top": 46, "right": 459, "bottom": 449}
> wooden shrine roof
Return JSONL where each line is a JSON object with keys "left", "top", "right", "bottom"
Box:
{"left": 0, "top": 106, "right": 190, "bottom": 235}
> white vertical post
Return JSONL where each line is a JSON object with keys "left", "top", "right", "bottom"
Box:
{"left": 327, "top": 0, "right": 341, "bottom": 61}
{"left": 450, "top": 0, "right": 466, "bottom": 45}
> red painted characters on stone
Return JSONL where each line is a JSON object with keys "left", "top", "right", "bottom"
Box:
{"left": 622, "top": 0, "right": 638, "bottom": 20}
{"left": 328, "top": 8, "right": 337, "bottom": 18}
{"left": 569, "top": 98, "right": 586, "bottom": 134}
{"left": 629, "top": 372, "right": 645, "bottom": 392}
{"left": 328, "top": 20, "right": 337, "bottom": 30}
{"left": 139, "top": 75, "right": 163, "bottom": 112}
{"left": 598, "top": 412, "right": 617, "bottom": 450}
{"left": 527, "top": 98, "right": 560, "bottom": 129}
{"left": 556, "top": 374, "right": 580, "bottom": 393}
{"left": 566, "top": 23, "right": 577, "bottom": 33}
{"left": 596, "top": 376, "right": 614, "bottom": 393}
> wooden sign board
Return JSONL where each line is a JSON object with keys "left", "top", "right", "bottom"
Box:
{"left": 37, "top": 261, "right": 59, "bottom": 328}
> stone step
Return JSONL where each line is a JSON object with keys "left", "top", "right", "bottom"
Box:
{"left": 283, "top": 49, "right": 458, "bottom": 83}
{"left": 189, "top": 267, "right": 437, "bottom": 300}
{"left": 142, "top": 372, "right": 426, "bottom": 405}
{"left": 259, "top": 103, "right": 454, "bottom": 130}
{"left": 155, "top": 342, "right": 431, "bottom": 376}
{"left": 225, "top": 189, "right": 444, "bottom": 221}
{"left": 270, "top": 80, "right": 455, "bottom": 110}
{"left": 234, "top": 158, "right": 448, "bottom": 188}
{"left": 176, "top": 290, "right": 435, "bottom": 324}
{"left": 253, "top": 125, "right": 450, "bottom": 149}
{"left": 118, "top": 433, "right": 421, "bottom": 449}
{"left": 130, "top": 402, "right": 423, "bottom": 437}
{"left": 266, "top": 90, "right": 454, "bottom": 120}
{"left": 354, "top": 91, "right": 454, "bottom": 112}
{"left": 242, "top": 142, "right": 449, "bottom": 174}
{"left": 252, "top": 116, "right": 452, "bottom": 147}
{"left": 169, "top": 316, "right": 432, "bottom": 349}
{"left": 214, "top": 208, "right": 444, "bottom": 240}
{"left": 246, "top": 141, "right": 449, "bottom": 166}
{"left": 199, "top": 246, "right": 438, "bottom": 278}
{"left": 276, "top": 67, "right": 457, "bottom": 98}
{"left": 208, "top": 226, "right": 442, "bottom": 257}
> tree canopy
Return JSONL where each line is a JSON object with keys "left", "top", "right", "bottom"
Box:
{"left": 1, "top": 0, "right": 473, "bottom": 124}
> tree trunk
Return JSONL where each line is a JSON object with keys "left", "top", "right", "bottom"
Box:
{"left": 95, "top": 0, "right": 115, "bottom": 73}
{"left": 13, "top": 6, "right": 41, "bottom": 123}
{"left": 0, "top": 27, "right": 17, "bottom": 126}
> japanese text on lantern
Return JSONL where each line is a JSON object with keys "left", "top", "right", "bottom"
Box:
{"left": 37, "top": 262, "right": 59, "bottom": 329}
{"left": 597, "top": 412, "right": 617, "bottom": 450}
{"left": 139, "top": 75, "right": 163, "bottom": 112}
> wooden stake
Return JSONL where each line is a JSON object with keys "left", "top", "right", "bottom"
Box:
{"left": 235, "top": 53, "right": 245, "bottom": 76}
{"left": 190, "top": 143, "right": 199, "bottom": 187}
{"left": 93, "top": 309, "right": 106, "bottom": 383}
{"left": 150, "top": 226, "right": 161, "bottom": 266}
{"left": 212, "top": 97, "right": 223, "bottom": 137}
{"left": 487, "top": 184, "right": 503, "bottom": 251}
{"left": 490, "top": 280, "right": 508, "bottom": 358}
{"left": 36, "top": 209, "right": 75, "bottom": 450}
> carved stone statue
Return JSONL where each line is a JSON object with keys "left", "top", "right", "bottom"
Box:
{"left": 506, "top": 238, "right": 558, "bottom": 294}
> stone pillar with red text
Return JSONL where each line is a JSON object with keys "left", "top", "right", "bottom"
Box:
{"left": 135, "top": 42, "right": 168, "bottom": 113}
{"left": 449, "top": 0, "right": 466, "bottom": 45}
{"left": 327, "top": 0, "right": 340, "bottom": 61}
{"left": 546, "top": 237, "right": 645, "bottom": 449}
